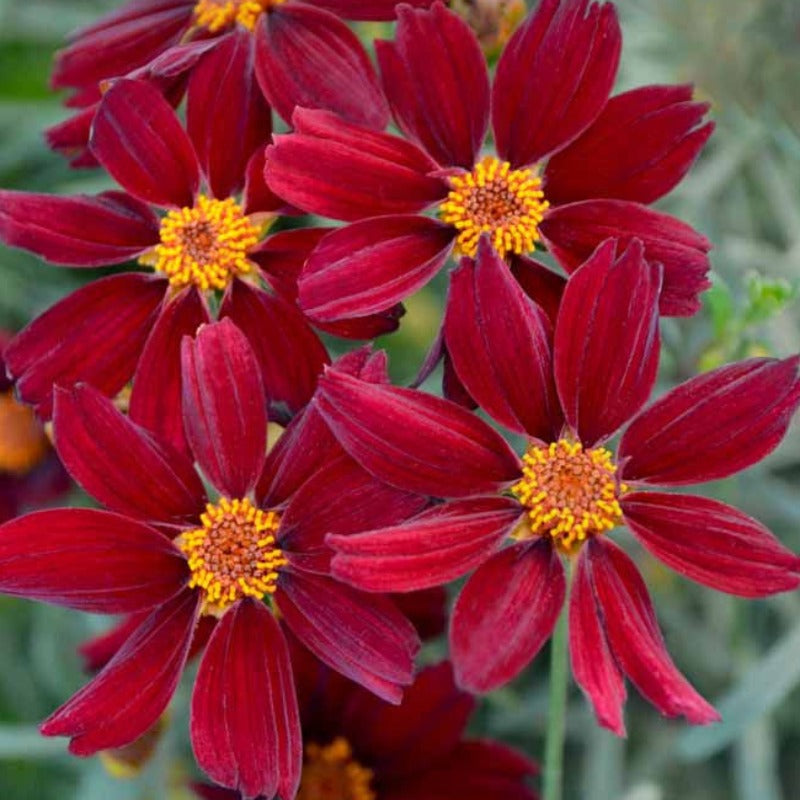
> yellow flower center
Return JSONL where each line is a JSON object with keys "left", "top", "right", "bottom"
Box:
{"left": 0, "top": 391, "right": 49, "bottom": 475}
{"left": 510, "top": 439, "right": 626, "bottom": 555}
{"left": 141, "top": 195, "right": 259, "bottom": 292}
{"left": 439, "top": 155, "right": 548, "bottom": 258}
{"left": 193, "top": 0, "right": 285, "bottom": 32}
{"left": 178, "top": 497, "right": 287, "bottom": 616}
{"left": 298, "top": 738, "right": 376, "bottom": 800}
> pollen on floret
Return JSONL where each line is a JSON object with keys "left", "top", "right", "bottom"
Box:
{"left": 140, "top": 194, "right": 260, "bottom": 292}
{"left": 0, "top": 390, "right": 49, "bottom": 475}
{"left": 193, "top": 0, "right": 284, "bottom": 33}
{"left": 178, "top": 497, "right": 287, "bottom": 616}
{"left": 439, "top": 155, "right": 549, "bottom": 259}
{"left": 298, "top": 737, "right": 376, "bottom": 800}
{"left": 510, "top": 439, "right": 626, "bottom": 555}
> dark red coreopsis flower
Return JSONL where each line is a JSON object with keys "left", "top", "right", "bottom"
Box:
{"left": 48, "top": 0, "right": 435, "bottom": 165}
{"left": 316, "top": 237, "right": 800, "bottom": 734}
{"left": 0, "top": 331, "right": 71, "bottom": 522}
{"left": 0, "top": 77, "right": 348, "bottom": 435}
{"left": 265, "top": 0, "right": 714, "bottom": 335}
{"left": 194, "top": 656, "right": 537, "bottom": 800}
{"left": 0, "top": 320, "right": 425, "bottom": 799}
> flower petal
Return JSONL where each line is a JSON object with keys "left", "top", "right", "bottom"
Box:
{"left": 250, "top": 227, "right": 331, "bottom": 299}
{"left": 181, "top": 319, "right": 267, "bottom": 497}
{"left": 623, "top": 492, "right": 800, "bottom": 597}
{"left": 509, "top": 254, "right": 566, "bottom": 327}
{"left": 316, "top": 369, "right": 521, "bottom": 497}
{"left": 129, "top": 288, "right": 211, "bottom": 458}
{"left": 540, "top": 199, "right": 712, "bottom": 316}
{"left": 376, "top": 3, "right": 489, "bottom": 168}
{"left": 329, "top": 496, "right": 523, "bottom": 591}
{"left": 54, "top": 384, "right": 205, "bottom": 525}
{"left": 619, "top": 357, "right": 800, "bottom": 485}
{"left": 41, "top": 589, "right": 199, "bottom": 755}
{"left": 0, "top": 190, "right": 159, "bottom": 265}
{"left": 544, "top": 84, "right": 714, "bottom": 205}
{"left": 569, "top": 547, "right": 626, "bottom": 735}
{"left": 91, "top": 78, "right": 200, "bottom": 208}
{"left": 0, "top": 508, "right": 188, "bottom": 613}
{"left": 5, "top": 273, "right": 165, "bottom": 418}
{"left": 265, "top": 108, "right": 445, "bottom": 221}
{"left": 492, "top": 0, "right": 621, "bottom": 166}
{"left": 299, "top": 215, "right": 454, "bottom": 321}
{"left": 444, "top": 240, "right": 562, "bottom": 439}
{"left": 554, "top": 239, "right": 662, "bottom": 446}
{"left": 186, "top": 31, "right": 270, "bottom": 201}
{"left": 277, "top": 572, "right": 419, "bottom": 703}
{"left": 305, "top": 0, "right": 434, "bottom": 20}
{"left": 584, "top": 538, "right": 719, "bottom": 724}
{"left": 452, "top": 540, "right": 565, "bottom": 692}
{"left": 220, "top": 280, "right": 329, "bottom": 423}
{"left": 255, "top": 3, "right": 388, "bottom": 129}
{"left": 191, "top": 599, "right": 301, "bottom": 800}
{"left": 79, "top": 614, "right": 148, "bottom": 674}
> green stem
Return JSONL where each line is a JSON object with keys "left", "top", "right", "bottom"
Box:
{"left": 542, "top": 568, "right": 572, "bottom": 800}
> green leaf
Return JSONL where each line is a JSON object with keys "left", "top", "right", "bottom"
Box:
{"left": 0, "top": 725, "right": 67, "bottom": 759}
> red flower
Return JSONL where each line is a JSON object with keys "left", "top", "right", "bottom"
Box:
{"left": 48, "top": 0, "right": 434, "bottom": 164}
{"left": 0, "top": 320, "right": 424, "bottom": 799}
{"left": 316, "top": 238, "right": 800, "bottom": 734}
{"left": 194, "top": 656, "right": 538, "bottom": 800}
{"left": 0, "top": 77, "right": 355, "bottom": 430}
{"left": 265, "top": 0, "right": 714, "bottom": 335}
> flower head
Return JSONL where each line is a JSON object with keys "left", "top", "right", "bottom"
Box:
{"left": 318, "top": 237, "right": 800, "bottom": 734}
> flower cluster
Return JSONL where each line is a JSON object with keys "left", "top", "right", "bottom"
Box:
{"left": 0, "top": 1, "right": 797, "bottom": 799}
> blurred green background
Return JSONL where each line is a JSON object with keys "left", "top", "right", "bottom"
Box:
{"left": 1, "top": 1, "right": 800, "bottom": 798}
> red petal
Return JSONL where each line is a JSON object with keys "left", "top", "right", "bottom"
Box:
{"left": 540, "top": 199, "right": 712, "bottom": 316}
{"left": 377, "top": 3, "right": 489, "bottom": 168}
{"left": 314, "top": 304, "right": 407, "bottom": 340}
{"left": 316, "top": 369, "right": 521, "bottom": 497}
{"left": 585, "top": 538, "right": 719, "bottom": 724}
{"left": 451, "top": 540, "right": 566, "bottom": 692}
{"left": 509, "top": 254, "right": 566, "bottom": 327}
{"left": 265, "top": 108, "right": 445, "bottom": 221}
{"left": 554, "top": 239, "right": 662, "bottom": 446}
{"left": 91, "top": 78, "right": 200, "bottom": 208}
{"left": 187, "top": 31, "right": 271, "bottom": 200}
{"left": 299, "top": 215, "right": 454, "bottom": 321}
{"left": 191, "top": 599, "right": 301, "bottom": 800}
{"left": 623, "top": 492, "right": 800, "bottom": 597}
{"left": 277, "top": 572, "right": 418, "bottom": 703}
{"left": 242, "top": 147, "right": 288, "bottom": 215}
{"left": 444, "top": 240, "right": 562, "bottom": 439}
{"left": 619, "top": 357, "right": 800, "bottom": 485}
{"left": 255, "top": 3, "right": 388, "bottom": 129}
{"left": 305, "top": 0, "right": 434, "bottom": 20}
{"left": 79, "top": 614, "right": 148, "bottom": 674}
{"left": 5, "top": 273, "right": 165, "bottom": 418}
{"left": 45, "top": 106, "right": 98, "bottom": 168}
{"left": 545, "top": 84, "right": 714, "bottom": 205}
{"left": 329, "top": 496, "right": 522, "bottom": 591}
{"left": 54, "top": 384, "right": 205, "bottom": 525}
{"left": 569, "top": 548, "right": 626, "bottom": 735}
{"left": 251, "top": 227, "right": 331, "bottom": 299}
{"left": 181, "top": 319, "right": 267, "bottom": 497}
{"left": 492, "top": 0, "right": 621, "bottom": 166}
{"left": 0, "top": 190, "right": 159, "bottom": 265}
{"left": 220, "top": 280, "right": 328, "bottom": 422}
{"left": 393, "top": 587, "right": 447, "bottom": 641}
{"left": 0, "top": 508, "right": 188, "bottom": 613}
{"left": 130, "top": 288, "right": 211, "bottom": 458}
{"left": 41, "top": 589, "right": 198, "bottom": 754}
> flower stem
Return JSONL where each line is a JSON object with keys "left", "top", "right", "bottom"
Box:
{"left": 542, "top": 569, "right": 572, "bottom": 800}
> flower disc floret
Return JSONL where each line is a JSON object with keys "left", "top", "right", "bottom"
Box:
{"left": 193, "top": 0, "right": 283, "bottom": 32}
{"left": 298, "top": 737, "right": 376, "bottom": 800}
{"left": 143, "top": 195, "right": 260, "bottom": 291}
{"left": 0, "top": 391, "right": 49, "bottom": 474}
{"left": 178, "top": 497, "right": 286, "bottom": 615}
{"left": 439, "top": 156, "right": 548, "bottom": 258}
{"left": 511, "top": 439, "right": 625, "bottom": 555}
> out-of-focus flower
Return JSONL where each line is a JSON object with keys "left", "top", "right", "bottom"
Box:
{"left": 0, "top": 332, "right": 70, "bottom": 522}
{"left": 319, "top": 237, "right": 800, "bottom": 734}
{"left": 450, "top": 0, "right": 527, "bottom": 60}
{"left": 48, "top": 0, "right": 435, "bottom": 165}
{"left": 193, "top": 656, "right": 538, "bottom": 800}
{"left": 0, "top": 320, "right": 426, "bottom": 799}
{"left": 265, "top": 0, "right": 714, "bottom": 341}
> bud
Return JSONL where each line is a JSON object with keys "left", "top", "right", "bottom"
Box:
{"left": 450, "top": 0, "right": 526, "bottom": 60}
